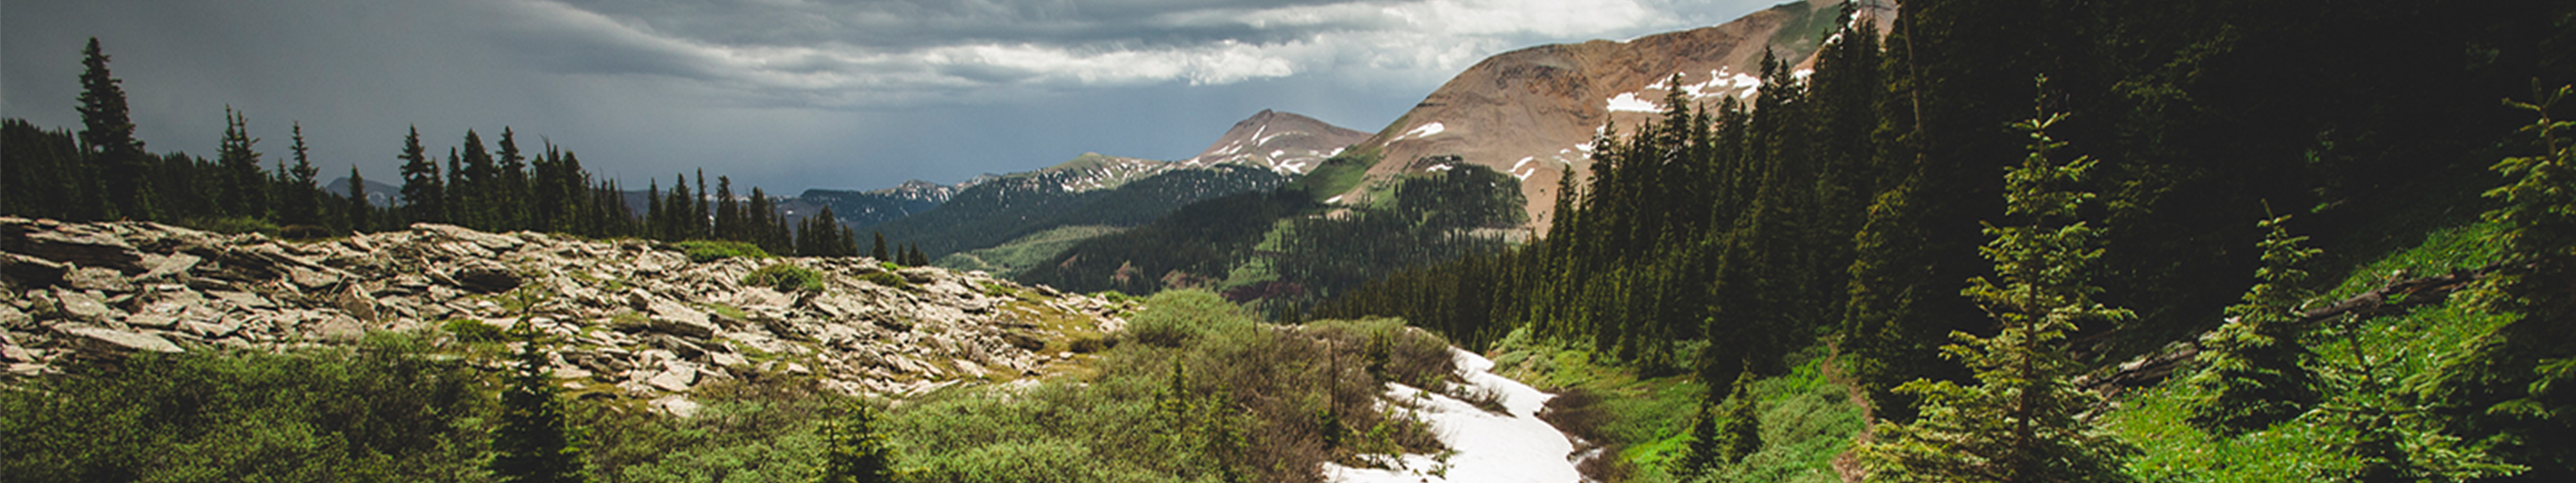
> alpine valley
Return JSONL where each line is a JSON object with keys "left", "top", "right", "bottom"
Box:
{"left": 4, "top": 0, "right": 2575, "bottom": 482}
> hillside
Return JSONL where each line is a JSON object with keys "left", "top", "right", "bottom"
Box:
{"left": 1181, "top": 109, "right": 1372, "bottom": 174}
{"left": 0, "top": 217, "right": 1127, "bottom": 394}
{"left": 1335, "top": 0, "right": 1892, "bottom": 233}
{"left": 869, "top": 161, "right": 1290, "bottom": 258}
{"left": 778, "top": 179, "right": 975, "bottom": 231}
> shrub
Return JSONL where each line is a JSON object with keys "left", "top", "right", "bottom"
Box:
{"left": 744, "top": 264, "right": 826, "bottom": 292}
{"left": 860, "top": 271, "right": 912, "bottom": 291}
{"left": 443, "top": 318, "right": 505, "bottom": 343}
{"left": 176, "top": 216, "right": 281, "bottom": 236}
{"left": 1120, "top": 291, "right": 1253, "bottom": 348}
{"left": 674, "top": 240, "right": 772, "bottom": 262}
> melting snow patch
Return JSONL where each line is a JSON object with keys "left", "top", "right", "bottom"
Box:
{"left": 1330, "top": 147, "right": 1346, "bottom": 157}
{"left": 1606, "top": 92, "right": 1662, "bottom": 113}
{"left": 1324, "top": 349, "right": 1579, "bottom": 483}
{"left": 1403, "top": 123, "right": 1447, "bottom": 140}
{"left": 1326, "top": 195, "right": 1345, "bottom": 204}
{"left": 1272, "top": 149, "right": 1287, "bottom": 158}
{"left": 1427, "top": 164, "right": 1456, "bottom": 173}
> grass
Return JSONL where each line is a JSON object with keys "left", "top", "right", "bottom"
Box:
{"left": 1288, "top": 150, "right": 1382, "bottom": 204}
{"left": 932, "top": 225, "right": 1126, "bottom": 275}
{"left": 742, "top": 263, "right": 826, "bottom": 292}
{"left": 671, "top": 240, "right": 772, "bottom": 262}
{"left": 1483, "top": 328, "right": 1863, "bottom": 483}
{"left": 2099, "top": 219, "right": 2523, "bottom": 481}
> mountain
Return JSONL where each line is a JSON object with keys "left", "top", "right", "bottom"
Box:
{"left": 779, "top": 179, "right": 976, "bottom": 230}
{"left": 1180, "top": 109, "right": 1371, "bottom": 174}
{"left": 321, "top": 176, "right": 403, "bottom": 208}
{"left": 1335, "top": 0, "right": 1892, "bottom": 233}
{"left": 871, "top": 159, "right": 1290, "bottom": 259}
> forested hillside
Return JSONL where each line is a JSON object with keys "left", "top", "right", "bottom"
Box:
{"left": 1312, "top": 0, "right": 2576, "bottom": 480}
{"left": 870, "top": 161, "right": 1290, "bottom": 259}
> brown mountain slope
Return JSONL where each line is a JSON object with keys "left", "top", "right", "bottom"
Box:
{"left": 1182, "top": 109, "right": 1371, "bottom": 174}
{"left": 1343, "top": 0, "right": 1895, "bottom": 233}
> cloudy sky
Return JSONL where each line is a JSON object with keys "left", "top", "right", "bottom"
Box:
{"left": 4, "top": 0, "right": 1778, "bottom": 194}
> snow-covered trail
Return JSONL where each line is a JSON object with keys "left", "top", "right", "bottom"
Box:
{"left": 1324, "top": 348, "right": 1582, "bottom": 483}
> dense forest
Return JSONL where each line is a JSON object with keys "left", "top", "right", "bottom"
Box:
{"left": 0, "top": 38, "right": 876, "bottom": 260}
{"left": 1311, "top": 0, "right": 2576, "bottom": 479}
{"left": 871, "top": 163, "right": 1292, "bottom": 260}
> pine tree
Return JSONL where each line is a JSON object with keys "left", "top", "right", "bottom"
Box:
{"left": 399, "top": 126, "right": 444, "bottom": 224}
{"left": 216, "top": 107, "right": 267, "bottom": 219}
{"left": 715, "top": 176, "right": 741, "bottom": 241}
{"left": 2427, "top": 82, "right": 2576, "bottom": 479}
{"left": 813, "top": 403, "right": 898, "bottom": 483}
{"left": 1860, "top": 89, "right": 2136, "bottom": 483}
{"left": 458, "top": 131, "right": 496, "bottom": 230}
{"left": 490, "top": 317, "right": 589, "bottom": 483}
{"left": 77, "top": 38, "right": 152, "bottom": 221}
{"left": 281, "top": 123, "right": 321, "bottom": 226}
{"left": 348, "top": 166, "right": 370, "bottom": 233}
{"left": 2181, "top": 213, "right": 2321, "bottom": 435}
{"left": 495, "top": 128, "right": 529, "bottom": 231}
{"left": 871, "top": 233, "right": 890, "bottom": 262}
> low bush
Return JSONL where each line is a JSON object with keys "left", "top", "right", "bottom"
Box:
{"left": 672, "top": 240, "right": 772, "bottom": 262}
{"left": 176, "top": 216, "right": 282, "bottom": 236}
{"left": 443, "top": 318, "right": 506, "bottom": 343}
{"left": 742, "top": 263, "right": 826, "bottom": 292}
{"left": 1121, "top": 291, "right": 1255, "bottom": 348}
{"left": 860, "top": 271, "right": 912, "bottom": 291}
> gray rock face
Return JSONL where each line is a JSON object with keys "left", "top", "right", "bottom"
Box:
{"left": 0, "top": 216, "right": 1133, "bottom": 399}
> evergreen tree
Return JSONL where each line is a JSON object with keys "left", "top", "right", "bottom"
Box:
{"left": 871, "top": 233, "right": 890, "bottom": 262}
{"left": 1860, "top": 91, "right": 2136, "bottom": 483}
{"left": 281, "top": 123, "right": 321, "bottom": 226}
{"left": 2428, "top": 82, "right": 2576, "bottom": 479}
{"left": 216, "top": 107, "right": 267, "bottom": 219}
{"left": 457, "top": 131, "right": 496, "bottom": 230}
{"left": 490, "top": 317, "right": 589, "bottom": 483}
{"left": 645, "top": 180, "right": 665, "bottom": 240}
{"left": 495, "top": 128, "right": 529, "bottom": 231}
{"left": 2181, "top": 213, "right": 2321, "bottom": 435}
{"left": 77, "top": 38, "right": 152, "bottom": 221}
{"left": 348, "top": 166, "right": 369, "bottom": 232}
{"left": 446, "top": 148, "right": 468, "bottom": 225}
{"left": 715, "top": 176, "right": 741, "bottom": 241}
{"left": 399, "top": 126, "right": 445, "bottom": 224}
{"left": 813, "top": 404, "right": 898, "bottom": 483}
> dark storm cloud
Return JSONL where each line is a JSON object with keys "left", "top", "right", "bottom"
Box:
{"left": 4, "top": 0, "right": 1781, "bottom": 199}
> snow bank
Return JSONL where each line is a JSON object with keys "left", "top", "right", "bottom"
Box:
{"left": 1324, "top": 349, "right": 1580, "bottom": 483}
{"left": 1402, "top": 123, "right": 1448, "bottom": 140}
{"left": 1606, "top": 92, "right": 1663, "bottom": 113}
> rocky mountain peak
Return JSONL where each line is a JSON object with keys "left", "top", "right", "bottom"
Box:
{"left": 1340, "top": 0, "right": 1892, "bottom": 233}
{"left": 1182, "top": 109, "right": 1370, "bottom": 174}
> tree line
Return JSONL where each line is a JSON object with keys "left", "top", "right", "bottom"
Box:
{"left": 2, "top": 38, "right": 883, "bottom": 259}
{"left": 1314, "top": 0, "right": 2575, "bottom": 479}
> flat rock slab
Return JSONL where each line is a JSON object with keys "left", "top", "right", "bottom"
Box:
{"left": 59, "top": 326, "right": 183, "bottom": 353}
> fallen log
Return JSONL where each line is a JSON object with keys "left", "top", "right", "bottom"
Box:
{"left": 2079, "top": 262, "right": 2512, "bottom": 394}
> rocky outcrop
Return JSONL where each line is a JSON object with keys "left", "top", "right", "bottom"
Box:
{"left": 1338, "top": 0, "right": 1896, "bottom": 234}
{"left": 0, "top": 216, "right": 1132, "bottom": 402}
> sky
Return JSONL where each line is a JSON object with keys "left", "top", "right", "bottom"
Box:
{"left": 4, "top": 0, "right": 1781, "bottom": 195}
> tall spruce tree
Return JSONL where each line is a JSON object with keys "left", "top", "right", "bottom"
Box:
{"left": 2427, "top": 82, "right": 2576, "bottom": 479}
{"left": 399, "top": 126, "right": 444, "bottom": 224}
{"left": 814, "top": 404, "right": 898, "bottom": 483}
{"left": 77, "top": 38, "right": 152, "bottom": 221}
{"left": 491, "top": 316, "right": 589, "bottom": 483}
{"left": 282, "top": 123, "right": 321, "bottom": 226}
{"left": 216, "top": 107, "right": 267, "bottom": 219}
{"left": 348, "top": 166, "right": 369, "bottom": 232}
{"left": 1860, "top": 90, "right": 2136, "bottom": 483}
{"left": 495, "top": 128, "right": 529, "bottom": 231}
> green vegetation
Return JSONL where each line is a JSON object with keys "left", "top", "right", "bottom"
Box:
{"left": 932, "top": 225, "right": 1126, "bottom": 275}
{"left": 871, "top": 164, "right": 1289, "bottom": 259}
{"left": 0, "top": 333, "right": 492, "bottom": 481}
{"left": 445, "top": 317, "right": 508, "bottom": 343}
{"left": 860, "top": 271, "right": 912, "bottom": 291}
{"left": 742, "top": 263, "right": 826, "bottom": 292}
{"left": 674, "top": 240, "right": 772, "bottom": 262}
{"left": 1284, "top": 150, "right": 1381, "bottom": 203}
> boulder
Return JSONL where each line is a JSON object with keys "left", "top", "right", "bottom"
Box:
{"left": 450, "top": 262, "right": 522, "bottom": 293}
{"left": 53, "top": 288, "right": 117, "bottom": 323}
{"left": 64, "top": 266, "right": 135, "bottom": 292}
{"left": 3, "top": 225, "right": 146, "bottom": 272}
{"left": 0, "top": 252, "right": 69, "bottom": 286}
{"left": 57, "top": 326, "right": 183, "bottom": 353}
{"left": 645, "top": 300, "right": 717, "bottom": 339}
{"left": 647, "top": 360, "right": 699, "bottom": 392}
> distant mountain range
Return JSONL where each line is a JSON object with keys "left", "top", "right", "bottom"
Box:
{"left": 321, "top": 176, "right": 402, "bottom": 208}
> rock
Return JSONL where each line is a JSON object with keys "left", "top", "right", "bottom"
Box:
{"left": 648, "top": 361, "right": 699, "bottom": 392}
{"left": 412, "top": 224, "right": 523, "bottom": 252}
{"left": 0, "top": 252, "right": 69, "bottom": 286}
{"left": 650, "top": 394, "right": 702, "bottom": 418}
{"left": 335, "top": 284, "right": 379, "bottom": 322}
{"left": 0, "top": 304, "right": 30, "bottom": 330}
{"left": 138, "top": 252, "right": 201, "bottom": 280}
{"left": 53, "top": 288, "right": 117, "bottom": 323}
{"left": 124, "top": 312, "right": 180, "bottom": 329}
{"left": 709, "top": 352, "right": 749, "bottom": 368}
{"left": 307, "top": 315, "right": 365, "bottom": 342}
{"left": 785, "top": 362, "right": 812, "bottom": 375}
{"left": 644, "top": 300, "right": 716, "bottom": 339}
{"left": 450, "top": 262, "right": 522, "bottom": 293}
{"left": 288, "top": 267, "right": 342, "bottom": 289}
{"left": 58, "top": 326, "right": 183, "bottom": 353}
{"left": 3, "top": 225, "right": 146, "bottom": 271}
{"left": 64, "top": 266, "right": 136, "bottom": 292}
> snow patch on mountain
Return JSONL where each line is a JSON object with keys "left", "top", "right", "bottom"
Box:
{"left": 1606, "top": 92, "right": 1662, "bottom": 113}
{"left": 1323, "top": 349, "right": 1578, "bottom": 483}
